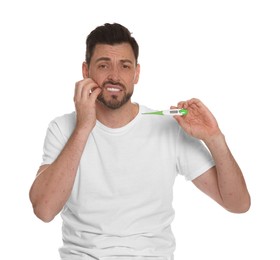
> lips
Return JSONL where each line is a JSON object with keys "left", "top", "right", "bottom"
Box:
{"left": 106, "top": 86, "right": 122, "bottom": 92}
{"left": 104, "top": 82, "right": 124, "bottom": 93}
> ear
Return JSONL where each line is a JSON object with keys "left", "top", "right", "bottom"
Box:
{"left": 133, "top": 63, "right": 141, "bottom": 84}
{"left": 82, "top": 62, "right": 89, "bottom": 78}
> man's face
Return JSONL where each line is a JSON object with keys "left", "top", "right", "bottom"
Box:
{"left": 84, "top": 43, "right": 140, "bottom": 109}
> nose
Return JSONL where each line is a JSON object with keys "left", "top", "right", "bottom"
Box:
{"left": 107, "top": 66, "right": 120, "bottom": 82}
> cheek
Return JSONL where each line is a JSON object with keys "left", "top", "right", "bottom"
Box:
{"left": 124, "top": 76, "right": 136, "bottom": 86}
{"left": 91, "top": 71, "right": 106, "bottom": 85}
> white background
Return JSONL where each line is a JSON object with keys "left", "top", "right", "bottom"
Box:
{"left": 1, "top": 0, "right": 279, "bottom": 259}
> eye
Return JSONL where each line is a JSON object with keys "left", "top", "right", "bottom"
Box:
{"left": 98, "top": 63, "right": 109, "bottom": 69}
{"left": 122, "top": 64, "right": 131, "bottom": 69}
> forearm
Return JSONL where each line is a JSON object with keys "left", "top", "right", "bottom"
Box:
{"left": 29, "top": 128, "right": 90, "bottom": 222}
{"left": 204, "top": 133, "right": 251, "bottom": 213}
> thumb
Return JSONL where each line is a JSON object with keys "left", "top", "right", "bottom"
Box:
{"left": 170, "top": 105, "right": 184, "bottom": 125}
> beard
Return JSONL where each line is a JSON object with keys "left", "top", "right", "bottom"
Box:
{"left": 97, "top": 81, "right": 133, "bottom": 109}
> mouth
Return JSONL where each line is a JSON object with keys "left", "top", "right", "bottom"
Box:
{"left": 103, "top": 82, "right": 124, "bottom": 93}
{"left": 106, "top": 87, "right": 122, "bottom": 92}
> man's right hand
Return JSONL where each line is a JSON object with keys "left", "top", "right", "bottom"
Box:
{"left": 74, "top": 78, "right": 102, "bottom": 133}
{"left": 29, "top": 78, "right": 102, "bottom": 222}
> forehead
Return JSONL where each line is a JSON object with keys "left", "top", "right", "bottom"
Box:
{"left": 92, "top": 43, "right": 135, "bottom": 62}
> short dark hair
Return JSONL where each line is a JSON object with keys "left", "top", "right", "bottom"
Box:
{"left": 85, "top": 23, "right": 139, "bottom": 65}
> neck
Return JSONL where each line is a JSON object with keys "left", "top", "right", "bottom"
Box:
{"left": 96, "top": 101, "right": 139, "bottom": 128}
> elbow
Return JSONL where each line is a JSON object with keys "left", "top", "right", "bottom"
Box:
{"left": 29, "top": 191, "right": 57, "bottom": 223}
{"left": 226, "top": 194, "right": 251, "bottom": 214}
{"left": 229, "top": 204, "right": 250, "bottom": 214}
{"left": 240, "top": 197, "right": 251, "bottom": 213}
{"left": 32, "top": 204, "right": 56, "bottom": 223}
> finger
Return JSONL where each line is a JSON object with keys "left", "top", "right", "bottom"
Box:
{"left": 74, "top": 80, "right": 84, "bottom": 102}
{"left": 74, "top": 78, "right": 93, "bottom": 100}
{"left": 187, "top": 98, "right": 202, "bottom": 108}
{"left": 89, "top": 87, "right": 102, "bottom": 101}
{"left": 81, "top": 79, "right": 99, "bottom": 100}
{"left": 177, "top": 101, "right": 189, "bottom": 109}
{"left": 176, "top": 101, "right": 184, "bottom": 108}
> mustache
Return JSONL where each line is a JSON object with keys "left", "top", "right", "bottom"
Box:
{"left": 102, "top": 80, "right": 126, "bottom": 89}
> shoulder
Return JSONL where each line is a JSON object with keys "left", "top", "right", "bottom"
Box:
{"left": 50, "top": 111, "right": 75, "bottom": 126}
{"left": 48, "top": 111, "right": 76, "bottom": 137}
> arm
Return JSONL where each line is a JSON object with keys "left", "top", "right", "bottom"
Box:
{"left": 29, "top": 79, "right": 101, "bottom": 222}
{"left": 173, "top": 98, "right": 251, "bottom": 213}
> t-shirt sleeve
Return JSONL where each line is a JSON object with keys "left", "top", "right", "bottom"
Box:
{"left": 176, "top": 128, "right": 215, "bottom": 181}
{"left": 41, "top": 120, "right": 67, "bottom": 165}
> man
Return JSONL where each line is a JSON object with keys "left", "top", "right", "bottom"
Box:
{"left": 29, "top": 23, "right": 250, "bottom": 260}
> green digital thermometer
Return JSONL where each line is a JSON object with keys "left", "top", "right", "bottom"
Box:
{"left": 142, "top": 108, "right": 188, "bottom": 116}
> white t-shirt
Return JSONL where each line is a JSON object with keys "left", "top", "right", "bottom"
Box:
{"left": 41, "top": 105, "right": 215, "bottom": 260}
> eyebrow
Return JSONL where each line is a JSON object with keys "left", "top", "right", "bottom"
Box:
{"left": 95, "top": 57, "right": 133, "bottom": 64}
{"left": 95, "top": 57, "right": 110, "bottom": 63}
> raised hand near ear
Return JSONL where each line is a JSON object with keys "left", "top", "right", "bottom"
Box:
{"left": 74, "top": 78, "right": 102, "bottom": 133}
